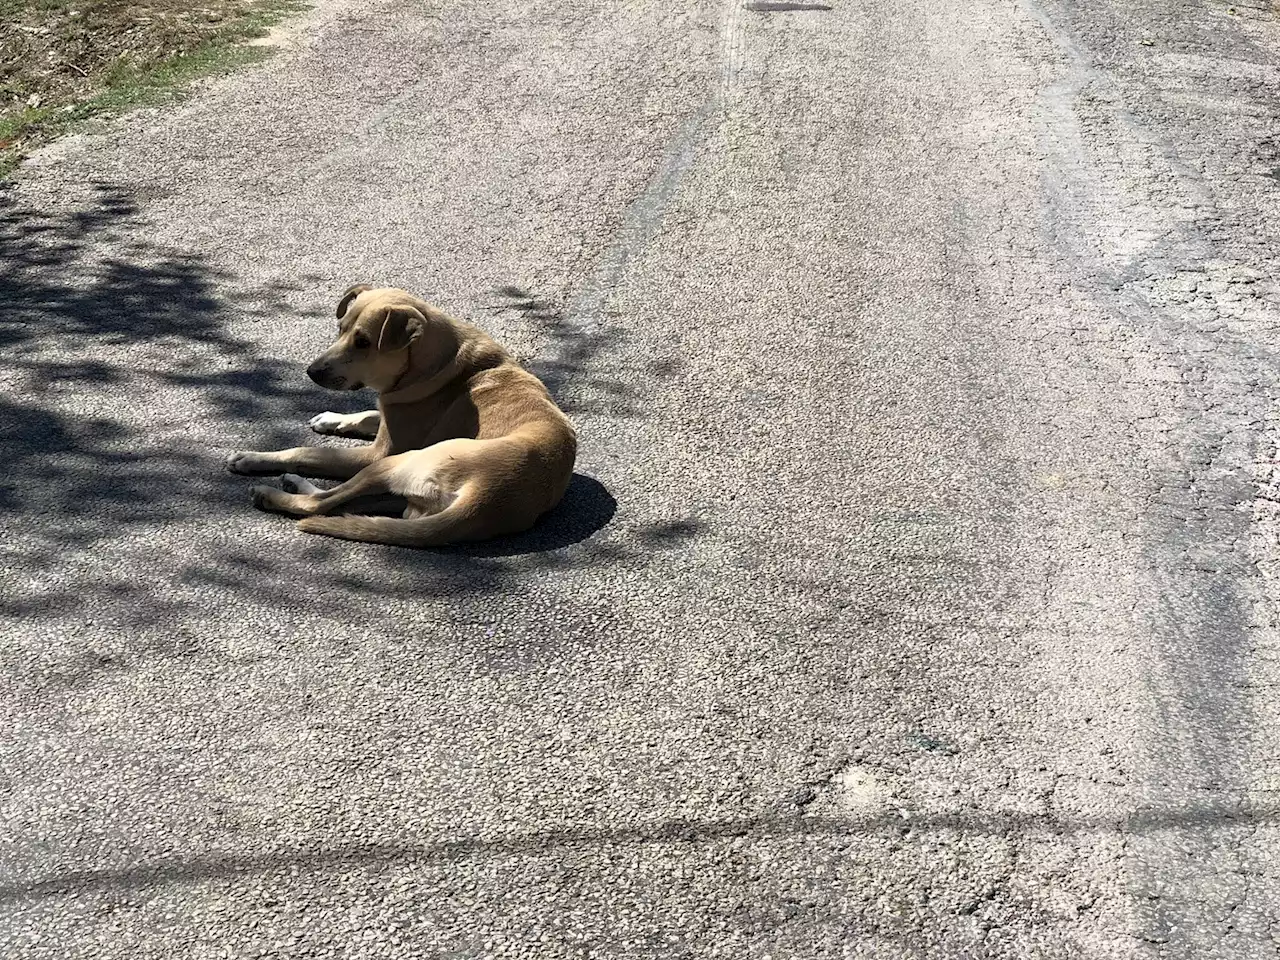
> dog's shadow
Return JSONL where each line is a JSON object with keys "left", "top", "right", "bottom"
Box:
{"left": 451, "top": 473, "right": 617, "bottom": 558}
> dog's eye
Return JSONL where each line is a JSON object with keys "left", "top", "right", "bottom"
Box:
{"left": 352, "top": 333, "right": 371, "bottom": 350}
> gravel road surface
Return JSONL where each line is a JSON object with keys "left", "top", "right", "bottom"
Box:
{"left": 3, "top": 0, "right": 1280, "bottom": 956}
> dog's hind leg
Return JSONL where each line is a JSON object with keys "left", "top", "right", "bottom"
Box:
{"left": 308, "top": 410, "right": 381, "bottom": 439}
{"left": 251, "top": 461, "right": 394, "bottom": 517}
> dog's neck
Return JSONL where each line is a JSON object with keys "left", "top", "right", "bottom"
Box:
{"left": 378, "top": 353, "right": 464, "bottom": 406}
{"left": 378, "top": 327, "right": 508, "bottom": 407}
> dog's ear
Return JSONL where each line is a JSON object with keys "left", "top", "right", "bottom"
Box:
{"left": 336, "top": 284, "right": 373, "bottom": 319}
{"left": 375, "top": 305, "right": 426, "bottom": 352}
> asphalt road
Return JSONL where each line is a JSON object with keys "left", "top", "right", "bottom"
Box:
{"left": 3, "top": 0, "right": 1280, "bottom": 956}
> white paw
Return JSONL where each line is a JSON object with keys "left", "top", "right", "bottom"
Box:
{"left": 280, "top": 473, "right": 320, "bottom": 495}
{"left": 309, "top": 412, "right": 347, "bottom": 435}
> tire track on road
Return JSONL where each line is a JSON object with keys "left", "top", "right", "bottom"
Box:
{"left": 1023, "top": 0, "right": 1280, "bottom": 951}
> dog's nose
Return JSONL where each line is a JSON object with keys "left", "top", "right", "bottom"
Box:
{"left": 306, "top": 361, "right": 328, "bottom": 385}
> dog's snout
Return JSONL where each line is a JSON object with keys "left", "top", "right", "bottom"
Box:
{"left": 307, "top": 358, "right": 354, "bottom": 392}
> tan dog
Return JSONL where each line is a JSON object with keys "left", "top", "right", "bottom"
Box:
{"left": 226, "top": 285, "right": 576, "bottom": 547}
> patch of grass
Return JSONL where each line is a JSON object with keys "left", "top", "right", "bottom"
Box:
{"left": 0, "top": 0, "right": 307, "bottom": 177}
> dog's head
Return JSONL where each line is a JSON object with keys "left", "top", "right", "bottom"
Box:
{"left": 306, "top": 285, "right": 432, "bottom": 393}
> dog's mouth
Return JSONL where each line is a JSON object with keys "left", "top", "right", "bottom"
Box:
{"left": 309, "top": 372, "right": 362, "bottom": 392}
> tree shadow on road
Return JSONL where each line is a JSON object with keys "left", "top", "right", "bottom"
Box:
{"left": 1, "top": 183, "right": 309, "bottom": 541}
{"left": 485, "top": 284, "right": 645, "bottom": 420}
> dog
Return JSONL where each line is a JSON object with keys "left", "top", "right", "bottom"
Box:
{"left": 226, "top": 285, "right": 576, "bottom": 547}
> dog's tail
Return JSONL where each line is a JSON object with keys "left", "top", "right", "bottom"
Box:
{"left": 295, "top": 494, "right": 482, "bottom": 548}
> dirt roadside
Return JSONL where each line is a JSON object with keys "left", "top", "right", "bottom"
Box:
{"left": 0, "top": 0, "right": 305, "bottom": 176}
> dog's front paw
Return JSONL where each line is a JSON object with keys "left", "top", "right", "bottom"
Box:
{"left": 226, "top": 451, "right": 277, "bottom": 475}
{"left": 309, "top": 412, "right": 346, "bottom": 435}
